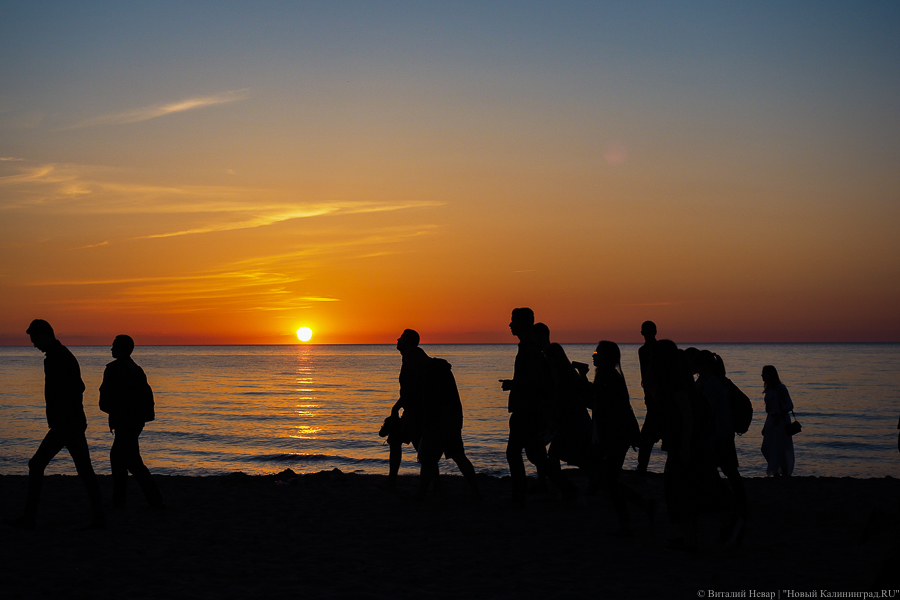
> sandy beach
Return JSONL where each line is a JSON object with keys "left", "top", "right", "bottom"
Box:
{"left": 1, "top": 470, "right": 898, "bottom": 599}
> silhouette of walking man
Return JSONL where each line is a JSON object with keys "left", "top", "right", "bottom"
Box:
{"left": 501, "top": 308, "right": 576, "bottom": 506}
{"left": 5, "top": 320, "right": 105, "bottom": 530}
{"left": 636, "top": 320, "right": 660, "bottom": 474}
{"left": 99, "top": 335, "right": 164, "bottom": 509}
{"left": 386, "top": 329, "right": 430, "bottom": 488}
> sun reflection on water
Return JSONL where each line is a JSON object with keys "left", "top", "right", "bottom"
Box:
{"left": 293, "top": 345, "right": 321, "bottom": 439}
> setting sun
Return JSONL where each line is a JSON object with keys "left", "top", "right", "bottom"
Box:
{"left": 297, "top": 327, "right": 313, "bottom": 342}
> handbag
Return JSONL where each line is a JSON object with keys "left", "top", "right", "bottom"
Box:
{"left": 379, "top": 414, "right": 399, "bottom": 438}
{"left": 788, "top": 411, "right": 802, "bottom": 436}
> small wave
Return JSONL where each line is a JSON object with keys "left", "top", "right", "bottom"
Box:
{"left": 250, "top": 453, "right": 384, "bottom": 465}
{"left": 809, "top": 440, "right": 882, "bottom": 450}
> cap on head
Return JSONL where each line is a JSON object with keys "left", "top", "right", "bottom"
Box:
{"left": 400, "top": 329, "right": 420, "bottom": 346}
{"left": 113, "top": 334, "right": 135, "bottom": 356}
{"left": 26, "top": 319, "right": 54, "bottom": 338}
{"left": 641, "top": 320, "right": 657, "bottom": 336}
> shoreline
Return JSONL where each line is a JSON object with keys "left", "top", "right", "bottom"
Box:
{"left": 2, "top": 471, "right": 898, "bottom": 598}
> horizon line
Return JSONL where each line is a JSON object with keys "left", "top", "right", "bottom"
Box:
{"left": 2, "top": 341, "right": 898, "bottom": 347}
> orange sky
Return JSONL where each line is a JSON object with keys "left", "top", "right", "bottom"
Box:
{"left": 2, "top": 3, "right": 899, "bottom": 345}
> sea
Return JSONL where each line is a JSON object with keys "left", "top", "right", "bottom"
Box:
{"left": 1, "top": 343, "right": 898, "bottom": 479}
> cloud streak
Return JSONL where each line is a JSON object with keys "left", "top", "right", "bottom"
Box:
{"left": 0, "top": 162, "right": 443, "bottom": 239}
{"left": 22, "top": 267, "right": 340, "bottom": 315}
{"left": 66, "top": 89, "right": 249, "bottom": 129}
{"left": 139, "top": 201, "right": 443, "bottom": 239}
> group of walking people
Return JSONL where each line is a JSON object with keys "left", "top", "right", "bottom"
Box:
{"left": 7, "top": 313, "right": 799, "bottom": 543}
{"left": 386, "top": 309, "right": 800, "bottom": 548}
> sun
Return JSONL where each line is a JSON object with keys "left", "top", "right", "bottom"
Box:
{"left": 296, "top": 327, "right": 313, "bottom": 342}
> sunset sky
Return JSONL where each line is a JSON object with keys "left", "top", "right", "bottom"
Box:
{"left": 1, "top": 2, "right": 898, "bottom": 345}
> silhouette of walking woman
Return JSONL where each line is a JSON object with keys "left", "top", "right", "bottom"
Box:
{"left": 590, "top": 340, "right": 653, "bottom": 535}
{"left": 761, "top": 365, "right": 795, "bottom": 477}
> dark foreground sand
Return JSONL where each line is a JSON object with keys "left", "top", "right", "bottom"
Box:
{"left": 1, "top": 470, "right": 898, "bottom": 599}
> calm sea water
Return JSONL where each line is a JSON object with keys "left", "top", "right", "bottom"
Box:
{"left": 1, "top": 344, "right": 898, "bottom": 478}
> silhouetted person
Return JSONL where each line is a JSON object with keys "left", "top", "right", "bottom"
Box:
{"left": 533, "top": 322, "right": 551, "bottom": 353}
{"left": 545, "top": 343, "right": 591, "bottom": 471}
{"left": 386, "top": 329, "right": 429, "bottom": 488}
{"left": 697, "top": 350, "right": 747, "bottom": 544}
{"left": 500, "top": 308, "right": 577, "bottom": 506}
{"left": 761, "top": 365, "right": 795, "bottom": 477}
{"left": 416, "top": 356, "right": 480, "bottom": 499}
{"left": 5, "top": 320, "right": 105, "bottom": 530}
{"left": 590, "top": 341, "right": 654, "bottom": 535}
{"left": 99, "top": 335, "right": 164, "bottom": 509}
{"left": 652, "top": 339, "right": 697, "bottom": 550}
{"left": 636, "top": 321, "right": 660, "bottom": 475}
{"left": 531, "top": 322, "right": 553, "bottom": 492}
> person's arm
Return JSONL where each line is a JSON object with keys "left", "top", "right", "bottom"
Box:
{"left": 98, "top": 366, "right": 112, "bottom": 414}
{"left": 391, "top": 397, "right": 404, "bottom": 417}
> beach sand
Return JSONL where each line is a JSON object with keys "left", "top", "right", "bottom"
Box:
{"left": 1, "top": 470, "right": 898, "bottom": 599}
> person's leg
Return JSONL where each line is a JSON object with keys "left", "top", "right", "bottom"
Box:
{"left": 717, "top": 438, "right": 747, "bottom": 515}
{"left": 452, "top": 452, "right": 480, "bottom": 497}
{"left": 506, "top": 414, "right": 527, "bottom": 506}
{"left": 388, "top": 440, "right": 403, "bottom": 487}
{"left": 604, "top": 461, "right": 629, "bottom": 529}
{"left": 120, "top": 425, "right": 163, "bottom": 508}
{"left": 11, "top": 429, "right": 66, "bottom": 528}
{"left": 386, "top": 415, "right": 407, "bottom": 487}
{"left": 664, "top": 449, "right": 697, "bottom": 550}
{"left": 110, "top": 429, "right": 131, "bottom": 506}
{"left": 525, "top": 437, "right": 579, "bottom": 499}
{"left": 417, "top": 461, "right": 439, "bottom": 498}
{"left": 637, "top": 408, "right": 660, "bottom": 473}
{"left": 65, "top": 428, "right": 105, "bottom": 528}
{"left": 604, "top": 445, "right": 638, "bottom": 531}
{"left": 712, "top": 436, "right": 747, "bottom": 544}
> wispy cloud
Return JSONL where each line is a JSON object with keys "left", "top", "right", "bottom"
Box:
{"left": 0, "top": 161, "right": 444, "bottom": 262}
{"left": 66, "top": 89, "right": 249, "bottom": 129}
{"left": 15, "top": 223, "right": 439, "bottom": 316}
{"left": 26, "top": 268, "right": 340, "bottom": 315}
{"left": 0, "top": 157, "right": 25, "bottom": 161}
{"left": 0, "top": 163, "right": 443, "bottom": 240}
{"left": 619, "top": 301, "right": 683, "bottom": 307}
{"left": 140, "top": 201, "right": 443, "bottom": 239}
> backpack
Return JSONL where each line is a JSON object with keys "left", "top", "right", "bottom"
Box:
{"left": 138, "top": 376, "right": 155, "bottom": 423}
{"left": 424, "top": 357, "right": 463, "bottom": 431}
{"left": 100, "top": 360, "right": 155, "bottom": 423}
{"left": 724, "top": 377, "right": 752, "bottom": 435}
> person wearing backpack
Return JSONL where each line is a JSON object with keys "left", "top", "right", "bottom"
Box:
{"left": 99, "top": 335, "right": 164, "bottom": 509}
{"left": 697, "top": 351, "right": 747, "bottom": 544}
{"left": 415, "top": 356, "right": 480, "bottom": 499}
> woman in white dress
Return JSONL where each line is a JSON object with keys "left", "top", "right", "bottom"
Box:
{"left": 761, "top": 365, "right": 795, "bottom": 476}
